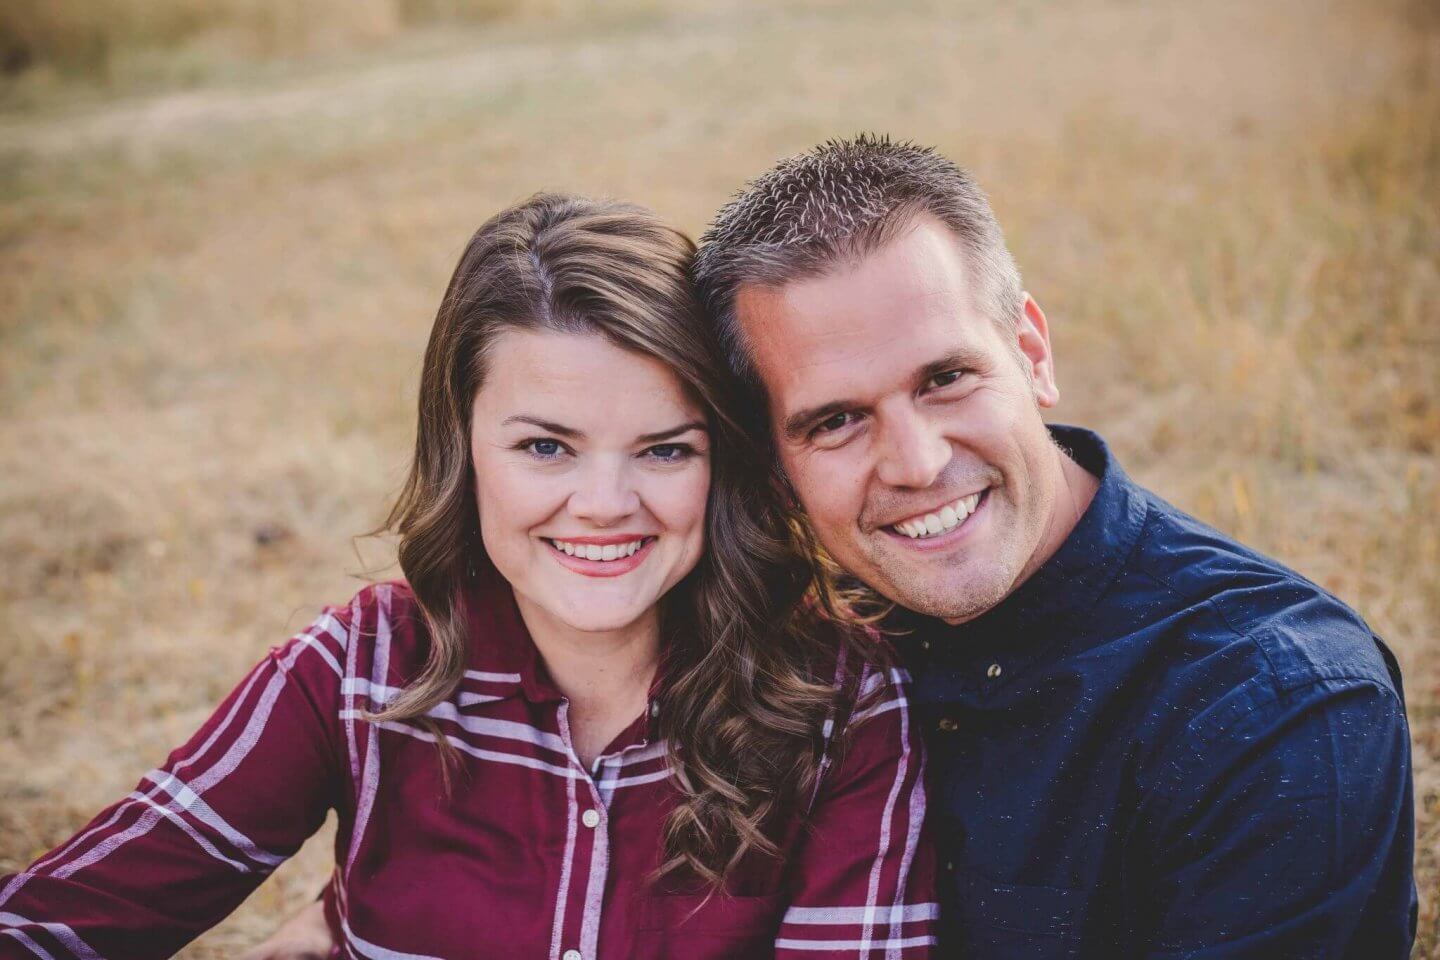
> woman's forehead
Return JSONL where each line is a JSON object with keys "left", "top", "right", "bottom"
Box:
{"left": 475, "top": 329, "right": 705, "bottom": 435}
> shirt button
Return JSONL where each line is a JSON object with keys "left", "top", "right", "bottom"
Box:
{"left": 986, "top": 662, "right": 1003, "bottom": 679}
{"left": 563, "top": 951, "right": 582, "bottom": 960}
{"left": 920, "top": 640, "right": 930, "bottom": 651}
{"left": 581, "top": 808, "right": 601, "bottom": 829}
{"left": 936, "top": 717, "right": 959, "bottom": 733}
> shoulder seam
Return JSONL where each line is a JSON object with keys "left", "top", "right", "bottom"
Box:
{"left": 1140, "top": 672, "right": 1401, "bottom": 838}
{"left": 1156, "top": 673, "right": 1400, "bottom": 779}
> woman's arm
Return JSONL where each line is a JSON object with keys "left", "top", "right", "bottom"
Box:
{"left": 774, "top": 664, "right": 937, "bottom": 959}
{"left": 0, "top": 609, "right": 348, "bottom": 960}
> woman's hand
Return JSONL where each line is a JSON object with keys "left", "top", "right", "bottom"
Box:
{"left": 239, "top": 897, "right": 333, "bottom": 960}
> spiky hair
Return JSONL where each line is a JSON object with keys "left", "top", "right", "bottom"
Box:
{"left": 694, "top": 134, "right": 1023, "bottom": 398}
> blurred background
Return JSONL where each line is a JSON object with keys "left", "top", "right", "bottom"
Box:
{"left": 1, "top": 0, "right": 1437, "bottom": 954}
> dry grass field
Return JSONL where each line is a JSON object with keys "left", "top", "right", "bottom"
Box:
{"left": 1, "top": 0, "right": 1437, "bottom": 954}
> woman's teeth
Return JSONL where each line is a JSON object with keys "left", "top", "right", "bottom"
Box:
{"left": 891, "top": 492, "right": 983, "bottom": 539}
{"left": 550, "top": 539, "right": 646, "bottom": 561}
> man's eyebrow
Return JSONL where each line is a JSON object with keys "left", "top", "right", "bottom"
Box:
{"left": 783, "top": 401, "right": 853, "bottom": 443}
{"left": 918, "top": 348, "right": 988, "bottom": 381}
{"left": 502, "top": 415, "right": 583, "bottom": 439}
{"left": 636, "top": 421, "right": 708, "bottom": 444}
{"left": 780, "top": 349, "right": 990, "bottom": 443}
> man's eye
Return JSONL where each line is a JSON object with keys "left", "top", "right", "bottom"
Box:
{"left": 814, "top": 412, "right": 855, "bottom": 435}
{"left": 929, "top": 370, "right": 964, "bottom": 389}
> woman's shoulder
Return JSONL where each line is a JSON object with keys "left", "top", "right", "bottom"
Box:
{"left": 279, "top": 579, "right": 432, "bottom": 684}
{"left": 327, "top": 578, "right": 421, "bottom": 627}
{"left": 802, "top": 620, "right": 921, "bottom": 812}
{"left": 303, "top": 571, "right": 532, "bottom": 689}
{"left": 801, "top": 614, "right": 903, "bottom": 691}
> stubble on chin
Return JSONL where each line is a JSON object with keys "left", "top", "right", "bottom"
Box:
{"left": 893, "top": 571, "right": 1010, "bottom": 625}
{"left": 854, "top": 536, "right": 1005, "bottom": 624}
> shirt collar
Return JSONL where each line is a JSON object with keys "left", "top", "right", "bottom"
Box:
{"left": 892, "top": 425, "right": 1148, "bottom": 679}
{"left": 459, "top": 564, "right": 565, "bottom": 705}
{"left": 459, "top": 564, "right": 666, "bottom": 739}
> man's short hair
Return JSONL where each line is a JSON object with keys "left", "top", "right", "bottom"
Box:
{"left": 694, "top": 134, "right": 1024, "bottom": 397}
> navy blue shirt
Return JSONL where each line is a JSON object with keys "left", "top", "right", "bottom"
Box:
{"left": 898, "top": 426, "right": 1416, "bottom": 958}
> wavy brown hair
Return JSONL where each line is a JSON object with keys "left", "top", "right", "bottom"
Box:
{"left": 370, "top": 193, "right": 887, "bottom": 887}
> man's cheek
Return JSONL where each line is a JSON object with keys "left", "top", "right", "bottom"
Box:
{"left": 812, "top": 473, "right": 861, "bottom": 533}
{"left": 782, "top": 450, "right": 828, "bottom": 513}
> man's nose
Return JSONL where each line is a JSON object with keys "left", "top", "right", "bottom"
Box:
{"left": 568, "top": 457, "right": 641, "bottom": 526}
{"left": 874, "top": 410, "right": 951, "bottom": 490}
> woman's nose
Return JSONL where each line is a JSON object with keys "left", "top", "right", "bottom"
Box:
{"left": 567, "top": 458, "right": 641, "bottom": 525}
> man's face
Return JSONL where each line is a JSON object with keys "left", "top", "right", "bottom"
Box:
{"left": 734, "top": 216, "right": 1063, "bottom": 622}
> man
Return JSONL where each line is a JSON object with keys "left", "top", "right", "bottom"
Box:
{"left": 689, "top": 135, "right": 1416, "bottom": 956}
{"left": 255, "top": 136, "right": 1416, "bottom": 957}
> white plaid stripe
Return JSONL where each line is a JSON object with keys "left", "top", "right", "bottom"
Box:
{"left": 0, "top": 914, "right": 103, "bottom": 960}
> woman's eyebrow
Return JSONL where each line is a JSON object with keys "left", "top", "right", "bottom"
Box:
{"left": 636, "top": 421, "right": 708, "bottom": 444}
{"left": 502, "top": 415, "right": 583, "bottom": 438}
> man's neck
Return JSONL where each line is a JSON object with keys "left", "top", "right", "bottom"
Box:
{"left": 1029, "top": 444, "right": 1101, "bottom": 586}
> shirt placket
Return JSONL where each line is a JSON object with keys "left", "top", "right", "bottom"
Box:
{"left": 594, "top": 703, "right": 659, "bottom": 809}
{"left": 549, "top": 698, "right": 644, "bottom": 960}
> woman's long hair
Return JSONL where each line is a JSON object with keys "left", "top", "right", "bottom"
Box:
{"left": 372, "top": 193, "right": 887, "bottom": 887}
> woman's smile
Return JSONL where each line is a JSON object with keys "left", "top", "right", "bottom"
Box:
{"left": 544, "top": 534, "right": 658, "bottom": 577}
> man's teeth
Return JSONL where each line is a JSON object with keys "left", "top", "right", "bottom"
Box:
{"left": 550, "top": 539, "right": 645, "bottom": 561}
{"left": 891, "top": 492, "right": 983, "bottom": 539}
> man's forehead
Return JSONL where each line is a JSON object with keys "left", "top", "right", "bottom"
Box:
{"left": 732, "top": 236, "right": 992, "bottom": 413}
{"left": 738, "top": 274, "right": 957, "bottom": 339}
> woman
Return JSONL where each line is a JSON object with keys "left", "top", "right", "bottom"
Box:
{"left": 0, "top": 195, "right": 934, "bottom": 959}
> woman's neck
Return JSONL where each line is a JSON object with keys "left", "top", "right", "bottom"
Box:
{"left": 512, "top": 596, "right": 661, "bottom": 765}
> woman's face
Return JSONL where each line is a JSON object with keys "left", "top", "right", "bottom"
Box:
{"left": 471, "top": 328, "right": 711, "bottom": 639}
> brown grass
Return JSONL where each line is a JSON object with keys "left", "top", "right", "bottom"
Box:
{"left": 1, "top": 0, "right": 1437, "bottom": 954}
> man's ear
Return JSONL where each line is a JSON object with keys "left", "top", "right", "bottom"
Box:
{"left": 1016, "top": 293, "right": 1059, "bottom": 408}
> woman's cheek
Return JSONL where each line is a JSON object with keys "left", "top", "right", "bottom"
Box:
{"left": 678, "top": 464, "right": 712, "bottom": 565}
{"left": 684, "top": 462, "right": 712, "bottom": 528}
{"left": 474, "top": 466, "right": 558, "bottom": 565}
{"left": 645, "top": 467, "right": 708, "bottom": 550}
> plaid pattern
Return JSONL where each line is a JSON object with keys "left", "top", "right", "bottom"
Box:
{"left": 1, "top": 572, "right": 935, "bottom": 959}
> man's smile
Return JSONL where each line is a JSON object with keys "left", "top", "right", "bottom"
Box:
{"left": 884, "top": 489, "right": 988, "bottom": 540}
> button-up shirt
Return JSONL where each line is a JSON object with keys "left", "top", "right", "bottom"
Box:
{"left": 899, "top": 425, "right": 1416, "bottom": 958}
{"left": 0, "top": 571, "right": 936, "bottom": 959}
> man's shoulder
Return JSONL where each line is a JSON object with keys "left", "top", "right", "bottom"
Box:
{"left": 1114, "top": 486, "right": 1398, "bottom": 702}
{"left": 1097, "top": 489, "right": 1407, "bottom": 815}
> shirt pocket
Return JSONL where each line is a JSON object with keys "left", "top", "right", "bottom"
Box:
{"left": 634, "top": 891, "right": 784, "bottom": 959}
{"left": 951, "top": 868, "right": 1084, "bottom": 959}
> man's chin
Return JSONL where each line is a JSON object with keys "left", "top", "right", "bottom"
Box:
{"left": 869, "top": 570, "right": 1010, "bottom": 624}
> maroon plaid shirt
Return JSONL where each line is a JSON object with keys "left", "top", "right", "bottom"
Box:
{"left": 1, "top": 573, "right": 935, "bottom": 959}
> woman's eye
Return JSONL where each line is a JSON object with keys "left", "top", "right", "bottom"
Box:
{"left": 645, "top": 443, "right": 691, "bottom": 462}
{"left": 526, "top": 439, "right": 565, "bottom": 458}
